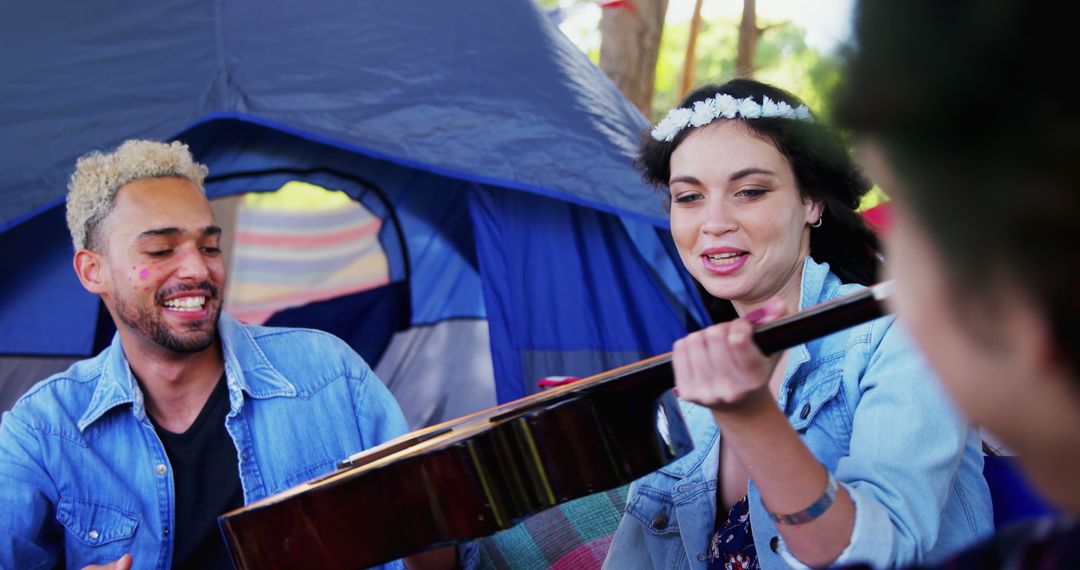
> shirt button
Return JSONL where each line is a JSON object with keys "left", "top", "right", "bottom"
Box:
{"left": 697, "top": 553, "right": 707, "bottom": 562}
{"left": 163, "top": 527, "right": 170, "bottom": 536}
{"left": 770, "top": 536, "right": 779, "bottom": 553}
{"left": 800, "top": 403, "right": 812, "bottom": 420}
{"left": 241, "top": 451, "right": 249, "bottom": 460}
{"left": 156, "top": 463, "right": 167, "bottom": 475}
{"left": 88, "top": 529, "right": 99, "bottom": 540}
{"left": 651, "top": 513, "right": 668, "bottom": 530}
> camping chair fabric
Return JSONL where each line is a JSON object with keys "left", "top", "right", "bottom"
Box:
{"left": 478, "top": 486, "right": 630, "bottom": 570}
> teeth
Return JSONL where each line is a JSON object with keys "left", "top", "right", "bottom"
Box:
{"left": 705, "top": 252, "right": 742, "bottom": 264}
{"left": 163, "top": 296, "right": 206, "bottom": 311}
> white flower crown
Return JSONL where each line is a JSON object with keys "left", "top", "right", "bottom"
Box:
{"left": 650, "top": 94, "right": 813, "bottom": 142}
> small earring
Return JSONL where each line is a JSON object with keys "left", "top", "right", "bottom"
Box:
{"left": 811, "top": 217, "right": 823, "bottom": 228}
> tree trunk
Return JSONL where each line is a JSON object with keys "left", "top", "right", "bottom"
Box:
{"left": 735, "top": 0, "right": 758, "bottom": 78}
{"left": 678, "top": 0, "right": 705, "bottom": 100}
{"left": 599, "top": 0, "right": 670, "bottom": 119}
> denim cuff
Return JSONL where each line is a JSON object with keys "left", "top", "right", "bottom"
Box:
{"left": 775, "top": 482, "right": 895, "bottom": 569}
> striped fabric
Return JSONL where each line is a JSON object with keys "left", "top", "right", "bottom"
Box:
{"left": 223, "top": 182, "right": 390, "bottom": 324}
{"left": 477, "top": 485, "right": 629, "bottom": 569}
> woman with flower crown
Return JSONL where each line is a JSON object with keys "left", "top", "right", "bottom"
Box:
{"left": 602, "top": 79, "right": 993, "bottom": 570}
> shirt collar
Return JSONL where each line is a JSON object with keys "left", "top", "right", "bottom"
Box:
{"left": 779, "top": 256, "right": 837, "bottom": 398}
{"left": 217, "top": 313, "right": 297, "bottom": 412}
{"left": 797, "top": 255, "right": 832, "bottom": 312}
{"left": 78, "top": 334, "right": 142, "bottom": 432}
{"left": 77, "top": 313, "right": 297, "bottom": 431}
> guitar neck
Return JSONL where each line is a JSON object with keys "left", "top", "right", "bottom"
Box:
{"left": 494, "top": 281, "right": 893, "bottom": 415}
{"left": 333, "top": 282, "right": 893, "bottom": 469}
{"left": 752, "top": 281, "right": 892, "bottom": 354}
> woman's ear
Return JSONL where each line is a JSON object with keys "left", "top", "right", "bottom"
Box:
{"left": 73, "top": 249, "right": 109, "bottom": 295}
{"left": 807, "top": 199, "right": 825, "bottom": 226}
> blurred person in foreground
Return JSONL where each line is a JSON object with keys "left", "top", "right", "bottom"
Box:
{"left": 834, "top": 0, "right": 1080, "bottom": 566}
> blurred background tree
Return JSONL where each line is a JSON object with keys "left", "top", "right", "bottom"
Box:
{"left": 539, "top": 0, "right": 886, "bottom": 209}
{"left": 540, "top": 0, "right": 844, "bottom": 121}
{"left": 656, "top": 14, "right": 842, "bottom": 118}
{"left": 599, "top": 0, "right": 670, "bottom": 115}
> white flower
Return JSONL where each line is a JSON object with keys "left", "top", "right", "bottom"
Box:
{"left": 689, "top": 99, "right": 718, "bottom": 127}
{"left": 650, "top": 94, "right": 813, "bottom": 141}
{"left": 762, "top": 96, "right": 780, "bottom": 117}
{"left": 737, "top": 98, "right": 762, "bottom": 119}
{"left": 651, "top": 107, "right": 694, "bottom": 141}
{"left": 716, "top": 94, "right": 738, "bottom": 119}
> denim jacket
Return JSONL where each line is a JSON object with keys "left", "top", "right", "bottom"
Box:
{"left": 605, "top": 258, "right": 993, "bottom": 569}
{"left": 0, "top": 314, "right": 433, "bottom": 570}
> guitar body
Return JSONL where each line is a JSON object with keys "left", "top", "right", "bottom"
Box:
{"left": 220, "top": 357, "right": 691, "bottom": 569}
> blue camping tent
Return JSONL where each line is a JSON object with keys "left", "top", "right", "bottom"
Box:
{"left": 0, "top": 0, "right": 707, "bottom": 426}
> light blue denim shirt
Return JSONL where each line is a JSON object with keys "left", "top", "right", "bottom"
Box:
{"left": 605, "top": 257, "right": 993, "bottom": 569}
{"left": 0, "top": 313, "right": 462, "bottom": 570}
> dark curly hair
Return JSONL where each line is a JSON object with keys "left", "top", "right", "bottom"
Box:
{"left": 639, "top": 79, "right": 880, "bottom": 322}
{"left": 834, "top": 0, "right": 1080, "bottom": 378}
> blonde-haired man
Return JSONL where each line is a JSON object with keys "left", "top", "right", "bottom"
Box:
{"left": 0, "top": 140, "right": 464, "bottom": 570}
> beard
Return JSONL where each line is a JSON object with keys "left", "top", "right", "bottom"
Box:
{"left": 114, "top": 281, "right": 222, "bottom": 354}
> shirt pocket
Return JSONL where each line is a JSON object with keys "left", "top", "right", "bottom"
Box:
{"left": 56, "top": 497, "right": 139, "bottom": 567}
{"left": 624, "top": 485, "right": 681, "bottom": 537}
{"left": 275, "top": 458, "right": 338, "bottom": 492}
{"left": 786, "top": 363, "right": 850, "bottom": 439}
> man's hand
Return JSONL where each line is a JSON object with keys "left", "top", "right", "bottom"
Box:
{"left": 81, "top": 553, "right": 132, "bottom": 570}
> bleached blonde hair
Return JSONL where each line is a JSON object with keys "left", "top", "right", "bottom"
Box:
{"left": 65, "top": 140, "right": 209, "bottom": 251}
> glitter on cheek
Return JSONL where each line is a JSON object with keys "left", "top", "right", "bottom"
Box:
{"left": 139, "top": 268, "right": 151, "bottom": 280}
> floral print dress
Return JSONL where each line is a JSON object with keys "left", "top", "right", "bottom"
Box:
{"left": 707, "top": 495, "right": 760, "bottom": 570}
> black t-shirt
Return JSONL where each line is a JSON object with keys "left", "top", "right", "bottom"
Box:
{"left": 151, "top": 374, "right": 243, "bottom": 570}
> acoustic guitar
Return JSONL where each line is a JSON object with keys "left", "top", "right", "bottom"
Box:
{"left": 219, "top": 282, "right": 892, "bottom": 569}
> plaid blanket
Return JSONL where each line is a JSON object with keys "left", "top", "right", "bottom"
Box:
{"left": 477, "top": 485, "right": 630, "bottom": 569}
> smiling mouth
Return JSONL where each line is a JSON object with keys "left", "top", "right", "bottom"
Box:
{"left": 162, "top": 296, "right": 207, "bottom": 312}
{"left": 704, "top": 252, "right": 746, "bottom": 265}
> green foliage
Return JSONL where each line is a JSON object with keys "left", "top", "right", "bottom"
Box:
{"left": 652, "top": 20, "right": 885, "bottom": 211}
{"left": 652, "top": 17, "right": 842, "bottom": 124}
{"left": 859, "top": 186, "right": 889, "bottom": 211}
